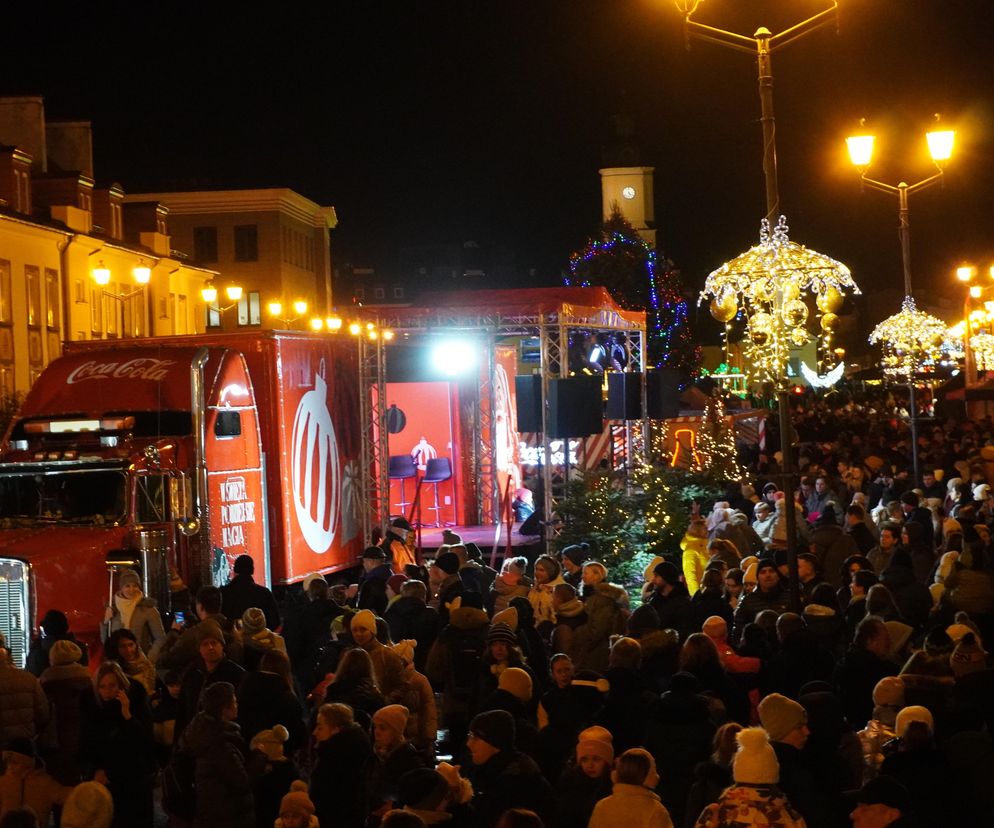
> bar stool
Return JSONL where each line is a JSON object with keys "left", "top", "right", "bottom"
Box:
{"left": 422, "top": 457, "right": 453, "bottom": 527}
{"left": 388, "top": 455, "right": 418, "bottom": 513}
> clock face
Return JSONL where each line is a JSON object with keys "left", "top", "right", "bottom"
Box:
{"left": 622, "top": 186, "right": 636, "bottom": 200}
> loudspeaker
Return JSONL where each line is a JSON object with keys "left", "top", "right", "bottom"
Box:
{"left": 607, "top": 372, "right": 643, "bottom": 420}
{"left": 515, "top": 375, "right": 543, "bottom": 433}
{"left": 646, "top": 369, "right": 681, "bottom": 419}
{"left": 549, "top": 376, "right": 603, "bottom": 438}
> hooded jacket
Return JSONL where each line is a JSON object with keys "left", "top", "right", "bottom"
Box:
{"left": 588, "top": 782, "right": 674, "bottom": 828}
{"left": 178, "top": 712, "right": 255, "bottom": 828}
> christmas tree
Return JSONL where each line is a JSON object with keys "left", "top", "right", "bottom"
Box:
{"left": 695, "top": 395, "right": 744, "bottom": 483}
{"left": 567, "top": 206, "right": 700, "bottom": 375}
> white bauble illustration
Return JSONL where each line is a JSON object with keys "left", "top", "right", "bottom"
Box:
{"left": 291, "top": 362, "right": 340, "bottom": 553}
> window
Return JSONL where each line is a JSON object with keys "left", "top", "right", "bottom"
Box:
{"left": 136, "top": 474, "right": 169, "bottom": 523}
{"left": 206, "top": 303, "right": 221, "bottom": 328}
{"left": 178, "top": 295, "right": 188, "bottom": 334}
{"left": 354, "top": 287, "right": 365, "bottom": 300}
{"left": 237, "top": 291, "right": 261, "bottom": 326}
{"left": 374, "top": 287, "right": 385, "bottom": 300}
{"left": 0, "top": 260, "right": 10, "bottom": 324}
{"left": 393, "top": 287, "right": 405, "bottom": 299}
{"left": 25, "top": 266, "right": 40, "bottom": 327}
{"left": 90, "top": 288, "right": 103, "bottom": 335}
{"left": 74, "top": 279, "right": 86, "bottom": 304}
{"left": 45, "top": 269, "right": 59, "bottom": 329}
{"left": 234, "top": 225, "right": 258, "bottom": 262}
{"left": 193, "top": 226, "right": 218, "bottom": 263}
{"left": 214, "top": 411, "right": 242, "bottom": 438}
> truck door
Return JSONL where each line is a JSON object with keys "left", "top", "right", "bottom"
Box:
{"left": 203, "top": 353, "right": 267, "bottom": 587}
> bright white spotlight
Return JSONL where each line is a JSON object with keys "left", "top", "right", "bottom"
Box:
{"left": 430, "top": 339, "right": 478, "bottom": 376}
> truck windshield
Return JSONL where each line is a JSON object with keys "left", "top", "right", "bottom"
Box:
{"left": 0, "top": 470, "right": 127, "bottom": 525}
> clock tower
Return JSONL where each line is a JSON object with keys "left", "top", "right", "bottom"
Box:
{"left": 599, "top": 166, "right": 656, "bottom": 247}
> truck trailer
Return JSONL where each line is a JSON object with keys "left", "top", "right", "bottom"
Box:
{"left": 0, "top": 331, "right": 365, "bottom": 665}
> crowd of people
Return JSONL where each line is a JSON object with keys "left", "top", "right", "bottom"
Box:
{"left": 0, "top": 391, "right": 992, "bottom": 828}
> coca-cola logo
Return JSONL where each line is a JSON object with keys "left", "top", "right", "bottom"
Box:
{"left": 290, "top": 363, "right": 340, "bottom": 554}
{"left": 66, "top": 358, "right": 176, "bottom": 385}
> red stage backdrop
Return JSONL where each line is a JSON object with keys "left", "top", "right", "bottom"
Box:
{"left": 385, "top": 382, "right": 463, "bottom": 525}
{"left": 494, "top": 346, "right": 522, "bottom": 506}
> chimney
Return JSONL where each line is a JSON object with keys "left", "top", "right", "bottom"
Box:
{"left": 0, "top": 146, "right": 34, "bottom": 214}
{"left": 46, "top": 120, "right": 93, "bottom": 178}
{"left": 0, "top": 97, "right": 47, "bottom": 172}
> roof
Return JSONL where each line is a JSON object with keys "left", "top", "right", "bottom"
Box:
{"left": 370, "top": 286, "right": 646, "bottom": 333}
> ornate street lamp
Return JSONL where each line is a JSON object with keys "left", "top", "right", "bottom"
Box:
{"left": 868, "top": 296, "right": 947, "bottom": 379}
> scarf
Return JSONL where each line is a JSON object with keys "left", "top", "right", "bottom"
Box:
{"left": 114, "top": 592, "right": 141, "bottom": 629}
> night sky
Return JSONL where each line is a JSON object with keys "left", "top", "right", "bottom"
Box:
{"left": 7, "top": 1, "right": 994, "bottom": 343}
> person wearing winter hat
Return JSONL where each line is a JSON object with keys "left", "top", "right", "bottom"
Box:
{"left": 240, "top": 605, "right": 287, "bottom": 670}
{"left": 101, "top": 567, "right": 167, "bottom": 656}
{"left": 465, "top": 710, "right": 555, "bottom": 828}
{"left": 397, "top": 765, "right": 470, "bottom": 824}
{"left": 355, "top": 545, "right": 395, "bottom": 617}
{"left": 276, "top": 780, "right": 317, "bottom": 828}
{"left": 175, "top": 619, "right": 246, "bottom": 737}
{"left": 844, "top": 774, "right": 914, "bottom": 828}
{"left": 60, "top": 780, "right": 113, "bottom": 828}
{"left": 497, "top": 666, "right": 533, "bottom": 705}
{"left": 561, "top": 728, "right": 615, "bottom": 826}
{"left": 893, "top": 705, "right": 933, "bottom": 739}
{"left": 732, "top": 558, "right": 788, "bottom": 643}
{"left": 369, "top": 704, "right": 427, "bottom": 816}
{"left": 561, "top": 542, "right": 590, "bottom": 587}
{"left": 350, "top": 609, "right": 406, "bottom": 700}
{"left": 389, "top": 639, "right": 437, "bottom": 759}
{"left": 858, "top": 676, "right": 906, "bottom": 777}
{"left": 48, "top": 638, "right": 82, "bottom": 667}
{"left": 647, "top": 561, "right": 691, "bottom": 638}
{"left": 249, "top": 723, "right": 300, "bottom": 827}
{"left": 528, "top": 554, "right": 566, "bottom": 631}
{"left": 431, "top": 551, "right": 464, "bottom": 624}
{"left": 694, "top": 728, "right": 805, "bottom": 828}
{"left": 588, "top": 747, "right": 671, "bottom": 828}
{"left": 950, "top": 632, "right": 988, "bottom": 678}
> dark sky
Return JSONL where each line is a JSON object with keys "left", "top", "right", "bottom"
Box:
{"left": 7, "top": 1, "right": 994, "bottom": 328}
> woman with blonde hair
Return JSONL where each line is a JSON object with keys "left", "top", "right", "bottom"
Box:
{"left": 101, "top": 568, "right": 166, "bottom": 657}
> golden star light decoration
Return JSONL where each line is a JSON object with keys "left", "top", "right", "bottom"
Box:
{"left": 868, "top": 295, "right": 948, "bottom": 378}
{"left": 700, "top": 216, "right": 859, "bottom": 386}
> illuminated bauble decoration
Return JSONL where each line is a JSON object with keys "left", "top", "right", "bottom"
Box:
{"left": 930, "top": 333, "right": 945, "bottom": 348}
{"left": 821, "top": 313, "right": 840, "bottom": 332}
{"left": 290, "top": 360, "right": 341, "bottom": 554}
{"left": 790, "top": 329, "right": 809, "bottom": 347}
{"left": 782, "top": 299, "right": 808, "bottom": 328}
{"left": 751, "top": 329, "right": 770, "bottom": 346}
{"left": 817, "top": 286, "right": 844, "bottom": 314}
{"left": 710, "top": 296, "right": 737, "bottom": 323}
{"left": 781, "top": 283, "right": 801, "bottom": 302}
{"left": 754, "top": 278, "right": 776, "bottom": 304}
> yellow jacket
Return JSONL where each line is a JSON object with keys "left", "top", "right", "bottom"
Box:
{"left": 680, "top": 532, "right": 710, "bottom": 595}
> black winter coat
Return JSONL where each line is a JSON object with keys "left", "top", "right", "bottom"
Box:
{"left": 833, "top": 646, "right": 898, "bottom": 729}
{"left": 79, "top": 681, "right": 155, "bottom": 828}
{"left": 236, "top": 670, "right": 307, "bottom": 753}
{"left": 177, "top": 658, "right": 247, "bottom": 739}
{"left": 466, "top": 750, "right": 556, "bottom": 828}
{"left": 178, "top": 712, "right": 255, "bottom": 828}
{"left": 881, "top": 564, "right": 933, "bottom": 628}
{"left": 369, "top": 740, "right": 427, "bottom": 807}
{"left": 765, "top": 629, "right": 836, "bottom": 699}
{"left": 384, "top": 596, "right": 441, "bottom": 672}
{"left": 686, "top": 588, "right": 734, "bottom": 634}
{"left": 220, "top": 574, "right": 281, "bottom": 630}
{"left": 284, "top": 597, "right": 342, "bottom": 687}
{"left": 357, "top": 563, "right": 393, "bottom": 616}
{"left": 557, "top": 765, "right": 612, "bottom": 828}
{"left": 733, "top": 584, "right": 790, "bottom": 642}
{"left": 310, "top": 724, "right": 374, "bottom": 828}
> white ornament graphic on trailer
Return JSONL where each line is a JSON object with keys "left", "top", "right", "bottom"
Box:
{"left": 291, "top": 360, "right": 340, "bottom": 553}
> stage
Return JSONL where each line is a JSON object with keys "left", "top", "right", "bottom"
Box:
{"left": 416, "top": 522, "right": 539, "bottom": 559}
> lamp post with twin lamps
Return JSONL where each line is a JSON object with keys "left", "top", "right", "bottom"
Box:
{"left": 200, "top": 280, "right": 243, "bottom": 328}
{"left": 92, "top": 259, "right": 154, "bottom": 336}
{"left": 846, "top": 119, "right": 956, "bottom": 486}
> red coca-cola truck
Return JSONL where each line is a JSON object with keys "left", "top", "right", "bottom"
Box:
{"left": 0, "top": 331, "right": 365, "bottom": 665}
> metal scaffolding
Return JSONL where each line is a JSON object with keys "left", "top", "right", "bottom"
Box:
{"left": 359, "top": 288, "right": 647, "bottom": 543}
{"left": 357, "top": 332, "right": 388, "bottom": 545}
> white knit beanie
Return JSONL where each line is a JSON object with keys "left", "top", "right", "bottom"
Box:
{"left": 732, "top": 727, "right": 779, "bottom": 785}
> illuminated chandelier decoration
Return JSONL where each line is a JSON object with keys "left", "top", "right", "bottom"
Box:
{"left": 970, "top": 332, "right": 994, "bottom": 372}
{"left": 700, "top": 215, "right": 859, "bottom": 386}
{"left": 868, "top": 295, "right": 947, "bottom": 379}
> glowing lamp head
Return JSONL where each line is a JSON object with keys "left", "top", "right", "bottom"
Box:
{"left": 430, "top": 339, "right": 478, "bottom": 377}
{"left": 132, "top": 264, "right": 151, "bottom": 285}
{"left": 201, "top": 281, "right": 218, "bottom": 304}
{"left": 326, "top": 316, "right": 343, "bottom": 332}
{"left": 268, "top": 301, "right": 283, "bottom": 317}
{"left": 383, "top": 329, "right": 395, "bottom": 341}
{"left": 309, "top": 317, "right": 324, "bottom": 332}
{"left": 846, "top": 134, "right": 875, "bottom": 168}
{"left": 970, "top": 286, "right": 982, "bottom": 299}
{"left": 92, "top": 262, "right": 111, "bottom": 286}
{"left": 293, "top": 300, "right": 308, "bottom": 316}
{"left": 368, "top": 329, "right": 379, "bottom": 340}
{"left": 926, "top": 129, "right": 955, "bottom": 163}
{"left": 349, "top": 322, "right": 362, "bottom": 336}
{"left": 957, "top": 266, "right": 976, "bottom": 282}
{"left": 225, "top": 285, "right": 243, "bottom": 302}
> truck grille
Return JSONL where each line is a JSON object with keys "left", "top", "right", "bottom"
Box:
{"left": 0, "top": 559, "right": 30, "bottom": 668}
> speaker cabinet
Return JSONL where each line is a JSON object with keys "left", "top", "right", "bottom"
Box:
{"left": 549, "top": 376, "right": 603, "bottom": 438}
{"left": 607, "top": 372, "right": 643, "bottom": 420}
{"left": 515, "top": 375, "right": 543, "bottom": 433}
{"left": 646, "top": 369, "right": 681, "bottom": 419}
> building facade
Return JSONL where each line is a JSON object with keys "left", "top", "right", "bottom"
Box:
{"left": 126, "top": 189, "right": 337, "bottom": 331}
{"left": 0, "top": 96, "right": 213, "bottom": 396}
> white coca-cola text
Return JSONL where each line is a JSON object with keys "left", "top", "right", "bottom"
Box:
{"left": 66, "top": 358, "right": 176, "bottom": 385}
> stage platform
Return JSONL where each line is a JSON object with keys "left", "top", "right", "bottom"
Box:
{"left": 416, "top": 522, "right": 539, "bottom": 556}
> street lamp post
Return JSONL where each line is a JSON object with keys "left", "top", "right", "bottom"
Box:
{"left": 677, "top": 0, "right": 839, "bottom": 611}
{"left": 92, "top": 260, "right": 154, "bottom": 336}
{"left": 267, "top": 299, "right": 309, "bottom": 329}
{"left": 847, "top": 121, "right": 955, "bottom": 486}
{"left": 201, "top": 280, "right": 243, "bottom": 328}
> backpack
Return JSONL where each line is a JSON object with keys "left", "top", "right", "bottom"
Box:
{"left": 161, "top": 749, "right": 196, "bottom": 819}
